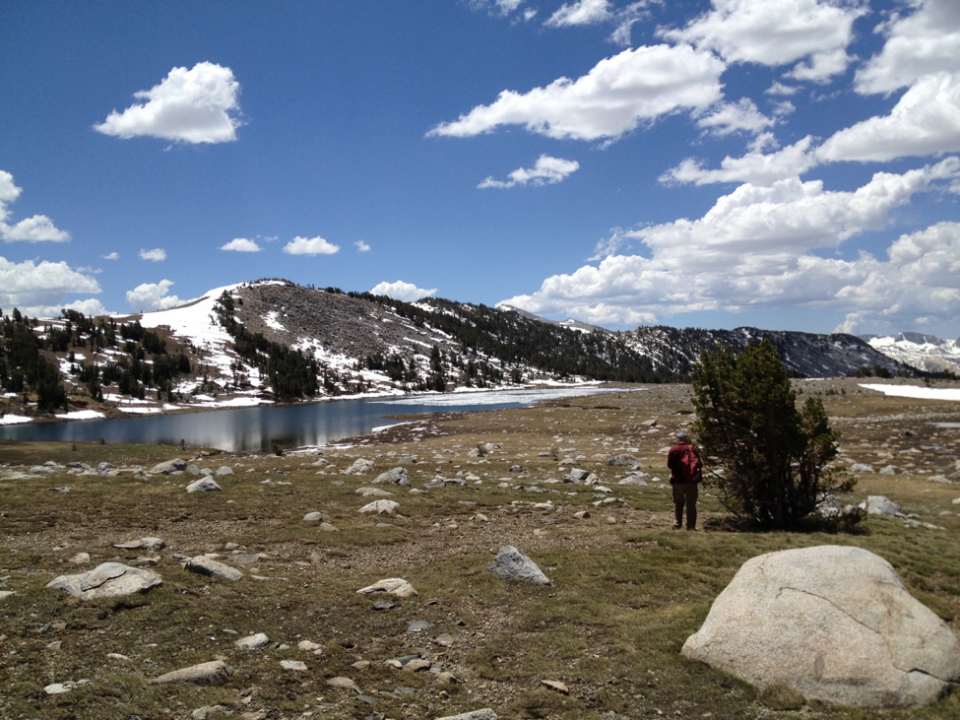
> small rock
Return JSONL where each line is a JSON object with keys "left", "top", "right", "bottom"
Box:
{"left": 150, "top": 660, "right": 234, "bottom": 686}
{"left": 184, "top": 556, "right": 244, "bottom": 581}
{"left": 373, "top": 466, "right": 410, "bottom": 486}
{"left": 215, "top": 466, "right": 234, "bottom": 476}
{"left": 358, "top": 499, "right": 399, "bottom": 515}
{"left": 404, "top": 658, "right": 432, "bottom": 672}
{"left": 608, "top": 454, "right": 638, "bottom": 467}
{"left": 357, "top": 486, "right": 393, "bottom": 497}
{"left": 850, "top": 463, "right": 875, "bottom": 473}
{"left": 236, "top": 633, "right": 269, "bottom": 649}
{"left": 150, "top": 458, "right": 187, "bottom": 474}
{"left": 303, "top": 511, "right": 324, "bottom": 524}
{"left": 47, "top": 562, "right": 162, "bottom": 600}
{"left": 436, "top": 710, "right": 498, "bottom": 720}
{"left": 488, "top": 546, "right": 552, "bottom": 585}
{"left": 186, "top": 477, "right": 222, "bottom": 493}
{"left": 192, "top": 706, "right": 228, "bottom": 720}
{"left": 542, "top": 679, "right": 569, "bottom": 694}
{"left": 69, "top": 552, "right": 91, "bottom": 565}
{"left": 280, "top": 660, "right": 307, "bottom": 671}
{"left": 326, "top": 676, "right": 359, "bottom": 692}
{"left": 357, "top": 578, "right": 418, "bottom": 597}
{"left": 343, "top": 458, "right": 375, "bottom": 475}
{"left": 298, "top": 640, "right": 322, "bottom": 652}
{"left": 573, "top": 510, "right": 590, "bottom": 520}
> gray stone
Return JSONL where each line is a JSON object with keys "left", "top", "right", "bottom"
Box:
{"left": 682, "top": 545, "right": 960, "bottom": 708}
{"left": 343, "top": 458, "right": 375, "bottom": 475}
{"left": 850, "top": 463, "right": 875, "bottom": 473}
{"left": 608, "top": 453, "right": 639, "bottom": 467}
{"left": 357, "top": 486, "right": 393, "bottom": 497}
{"left": 359, "top": 499, "right": 399, "bottom": 515}
{"left": 303, "top": 511, "right": 324, "bottom": 524}
{"left": 879, "top": 465, "right": 897, "bottom": 475}
{"left": 280, "top": 660, "right": 307, "bottom": 671}
{"left": 215, "top": 466, "right": 234, "bottom": 476}
{"left": 488, "top": 545, "right": 552, "bottom": 585}
{"left": 184, "top": 556, "right": 244, "bottom": 581}
{"left": 374, "top": 466, "right": 410, "bottom": 486}
{"left": 864, "top": 495, "right": 903, "bottom": 517}
{"left": 236, "top": 632, "right": 269, "bottom": 649}
{"left": 47, "top": 562, "right": 162, "bottom": 600}
{"left": 186, "top": 477, "right": 222, "bottom": 493}
{"left": 113, "top": 537, "right": 165, "bottom": 551}
{"left": 186, "top": 464, "right": 201, "bottom": 475}
{"left": 150, "top": 458, "right": 187, "bottom": 474}
{"left": 357, "top": 577, "right": 418, "bottom": 598}
{"left": 563, "top": 468, "right": 590, "bottom": 483}
{"left": 150, "top": 660, "right": 234, "bottom": 686}
{"left": 436, "top": 710, "right": 499, "bottom": 720}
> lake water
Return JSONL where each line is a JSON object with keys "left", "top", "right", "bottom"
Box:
{"left": 0, "top": 387, "right": 623, "bottom": 452}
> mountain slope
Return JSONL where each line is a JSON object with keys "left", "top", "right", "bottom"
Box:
{"left": 863, "top": 333, "right": 960, "bottom": 375}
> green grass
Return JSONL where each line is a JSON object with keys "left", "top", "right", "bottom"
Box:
{"left": 1, "top": 378, "right": 959, "bottom": 719}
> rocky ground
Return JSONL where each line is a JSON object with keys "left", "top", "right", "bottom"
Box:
{"left": 1, "top": 378, "right": 959, "bottom": 720}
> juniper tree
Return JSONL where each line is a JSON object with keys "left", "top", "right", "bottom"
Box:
{"left": 691, "top": 339, "right": 843, "bottom": 528}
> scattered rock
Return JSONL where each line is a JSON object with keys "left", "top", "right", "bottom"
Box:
{"left": 44, "top": 679, "right": 90, "bottom": 695}
{"left": 357, "top": 486, "right": 393, "bottom": 497}
{"left": 344, "top": 458, "right": 375, "bottom": 475}
{"left": 47, "top": 562, "right": 162, "bottom": 600}
{"left": 879, "top": 465, "right": 897, "bottom": 475}
{"left": 280, "top": 660, "right": 307, "bottom": 671}
{"left": 863, "top": 495, "right": 903, "bottom": 518}
{"left": 215, "top": 466, "right": 234, "bottom": 476}
{"left": 69, "top": 552, "right": 90, "bottom": 564}
{"left": 191, "top": 706, "right": 228, "bottom": 720}
{"left": 184, "top": 556, "right": 244, "bottom": 581}
{"left": 563, "top": 469, "right": 590, "bottom": 483}
{"left": 150, "top": 458, "right": 187, "bottom": 474}
{"left": 326, "top": 676, "right": 359, "bottom": 692}
{"left": 236, "top": 633, "right": 269, "bottom": 649}
{"left": 608, "top": 454, "right": 638, "bottom": 467}
{"left": 358, "top": 499, "right": 399, "bottom": 515}
{"left": 303, "top": 511, "right": 324, "bottom": 524}
{"left": 319, "top": 522, "right": 339, "bottom": 532}
{"left": 373, "top": 466, "right": 410, "bottom": 486}
{"left": 113, "top": 537, "right": 165, "bottom": 551}
{"left": 928, "top": 475, "right": 952, "bottom": 484}
{"left": 186, "top": 477, "right": 222, "bottom": 493}
{"left": 436, "top": 710, "right": 498, "bottom": 720}
{"left": 150, "top": 660, "right": 234, "bottom": 686}
{"left": 541, "top": 679, "right": 569, "bottom": 694}
{"left": 0, "top": 590, "right": 15, "bottom": 601}
{"left": 488, "top": 546, "right": 552, "bottom": 585}
{"left": 850, "top": 463, "right": 875, "bottom": 473}
{"left": 681, "top": 545, "right": 960, "bottom": 708}
{"left": 298, "top": 640, "right": 323, "bottom": 653}
{"left": 573, "top": 510, "right": 590, "bottom": 520}
{"left": 357, "top": 578, "right": 418, "bottom": 598}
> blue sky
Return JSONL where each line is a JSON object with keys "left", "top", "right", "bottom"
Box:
{"left": 2, "top": 0, "right": 958, "bottom": 338}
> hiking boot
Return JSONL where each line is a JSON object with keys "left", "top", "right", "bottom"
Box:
{"left": 672, "top": 523, "right": 682, "bottom": 530}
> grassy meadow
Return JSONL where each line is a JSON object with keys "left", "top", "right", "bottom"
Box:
{"left": 1, "top": 378, "right": 959, "bottom": 720}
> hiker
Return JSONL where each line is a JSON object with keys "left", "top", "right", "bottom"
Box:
{"left": 667, "top": 431, "right": 702, "bottom": 530}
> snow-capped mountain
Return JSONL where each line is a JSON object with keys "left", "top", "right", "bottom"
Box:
{"left": 862, "top": 333, "right": 960, "bottom": 375}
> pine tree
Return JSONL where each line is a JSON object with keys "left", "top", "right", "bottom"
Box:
{"left": 692, "top": 339, "right": 843, "bottom": 528}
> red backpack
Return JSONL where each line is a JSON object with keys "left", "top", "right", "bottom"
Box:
{"left": 679, "top": 446, "right": 703, "bottom": 484}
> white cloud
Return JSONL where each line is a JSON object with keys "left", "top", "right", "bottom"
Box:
{"left": 102, "top": 252, "right": 119, "bottom": 260}
{"left": 662, "top": 0, "right": 867, "bottom": 82}
{"left": 282, "top": 235, "right": 340, "bottom": 255}
{"left": 500, "top": 159, "right": 960, "bottom": 327}
{"left": 140, "top": 248, "right": 166, "bottom": 262}
{"left": 855, "top": 0, "right": 960, "bottom": 95}
{"left": 62, "top": 298, "right": 110, "bottom": 317}
{"left": 766, "top": 81, "right": 800, "bottom": 96}
{"left": 221, "top": 237, "right": 261, "bottom": 252}
{"left": 0, "top": 256, "right": 101, "bottom": 317}
{"left": 355, "top": 240, "right": 371, "bottom": 252}
{"left": 818, "top": 73, "right": 960, "bottom": 162}
{"left": 93, "top": 62, "right": 241, "bottom": 144}
{"left": 544, "top": 0, "right": 613, "bottom": 28}
{"left": 0, "top": 169, "right": 71, "bottom": 243}
{"left": 370, "top": 280, "right": 437, "bottom": 302}
{"left": 479, "top": 155, "right": 580, "bottom": 188}
{"left": 126, "top": 279, "right": 183, "bottom": 312}
{"left": 471, "top": 0, "right": 527, "bottom": 17}
{"left": 695, "top": 98, "right": 773, "bottom": 136}
{"left": 661, "top": 134, "right": 818, "bottom": 186}
{"left": 427, "top": 43, "right": 725, "bottom": 142}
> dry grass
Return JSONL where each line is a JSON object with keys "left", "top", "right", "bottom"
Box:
{"left": 1, "top": 378, "right": 959, "bottom": 720}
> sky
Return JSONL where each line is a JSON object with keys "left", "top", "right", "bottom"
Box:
{"left": 1, "top": 0, "right": 958, "bottom": 339}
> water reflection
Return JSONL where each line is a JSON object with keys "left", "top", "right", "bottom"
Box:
{"left": 0, "top": 387, "right": 622, "bottom": 452}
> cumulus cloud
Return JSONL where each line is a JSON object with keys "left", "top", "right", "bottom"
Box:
{"left": 355, "top": 240, "right": 371, "bottom": 252}
{"left": 479, "top": 155, "right": 580, "bottom": 188}
{"left": 427, "top": 44, "right": 724, "bottom": 142}
{"left": 0, "top": 256, "right": 101, "bottom": 318}
{"left": 855, "top": 0, "right": 960, "bottom": 95}
{"left": 0, "top": 170, "right": 71, "bottom": 243}
{"left": 661, "top": 134, "right": 819, "bottom": 185}
{"left": 370, "top": 280, "right": 437, "bottom": 302}
{"left": 221, "top": 237, "right": 261, "bottom": 252}
{"left": 471, "top": 0, "right": 528, "bottom": 17}
{"left": 102, "top": 252, "right": 119, "bottom": 260}
{"left": 500, "top": 159, "right": 960, "bottom": 327}
{"left": 93, "top": 62, "right": 241, "bottom": 144}
{"left": 282, "top": 235, "right": 340, "bottom": 255}
{"left": 140, "top": 248, "right": 166, "bottom": 262}
{"left": 818, "top": 73, "right": 960, "bottom": 162}
{"left": 662, "top": 0, "right": 866, "bottom": 81}
{"left": 694, "top": 98, "right": 773, "bottom": 136}
{"left": 125, "top": 279, "right": 184, "bottom": 312}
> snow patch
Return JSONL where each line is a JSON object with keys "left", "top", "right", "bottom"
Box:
{"left": 860, "top": 384, "right": 960, "bottom": 402}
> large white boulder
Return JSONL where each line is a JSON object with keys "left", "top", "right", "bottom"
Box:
{"left": 682, "top": 545, "right": 960, "bottom": 708}
{"left": 47, "top": 562, "right": 162, "bottom": 600}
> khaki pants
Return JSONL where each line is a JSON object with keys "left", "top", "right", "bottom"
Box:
{"left": 672, "top": 482, "right": 699, "bottom": 529}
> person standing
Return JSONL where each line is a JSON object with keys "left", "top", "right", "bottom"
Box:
{"left": 667, "top": 432, "right": 702, "bottom": 530}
